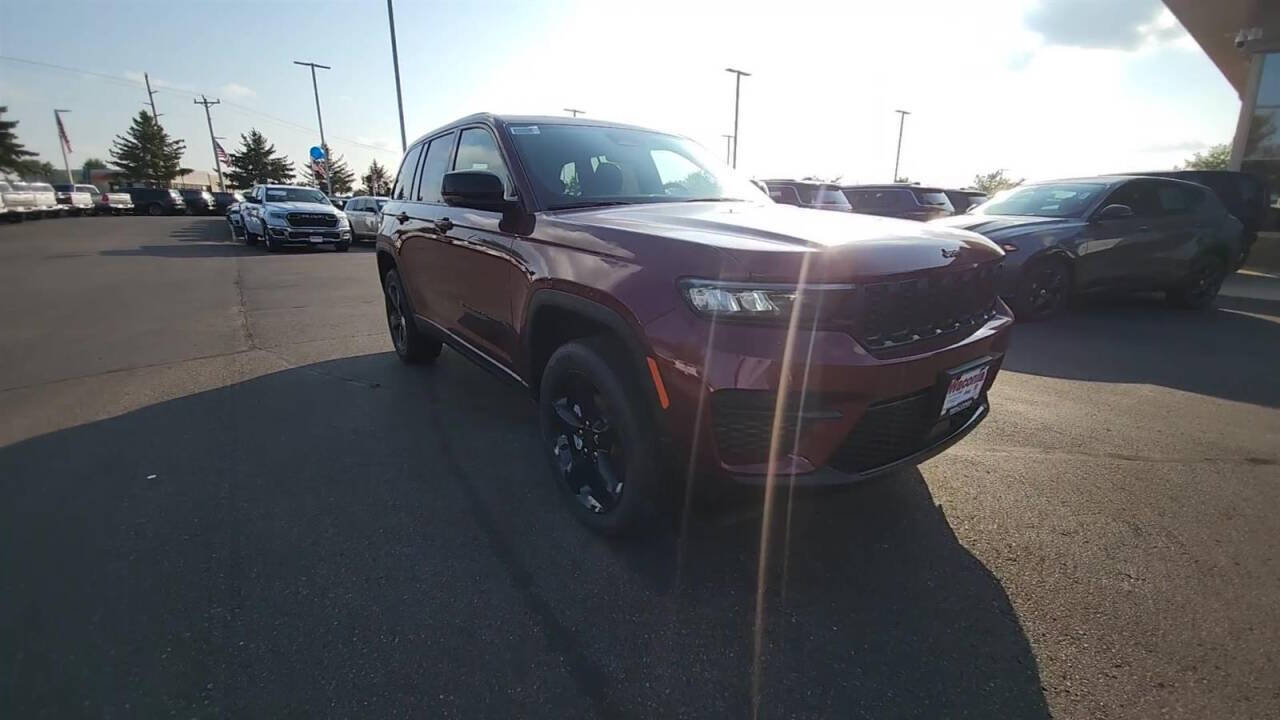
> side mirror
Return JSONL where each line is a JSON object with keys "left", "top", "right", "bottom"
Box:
{"left": 1095, "top": 203, "right": 1134, "bottom": 220}
{"left": 442, "top": 170, "right": 510, "bottom": 212}
{"left": 245, "top": 195, "right": 262, "bottom": 204}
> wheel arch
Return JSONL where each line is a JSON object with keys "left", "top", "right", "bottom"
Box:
{"left": 524, "top": 290, "right": 656, "bottom": 404}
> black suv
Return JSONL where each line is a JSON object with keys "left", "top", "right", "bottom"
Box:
{"left": 1124, "top": 170, "right": 1268, "bottom": 267}
{"left": 843, "top": 185, "right": 955, "bottom": 221}
{"left": 760, "top": 179, "right": 852, "bottom": 211}
{"left": 126, "top": 187, "right": 187, "bottom": 216}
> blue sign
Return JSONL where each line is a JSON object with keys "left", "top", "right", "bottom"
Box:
{"left": 310, "top": 145, "right": 325, "bottom": 160}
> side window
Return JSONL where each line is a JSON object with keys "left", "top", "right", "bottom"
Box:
{"left": 1156, "top": 183, "right": 1201, "bottom": 215}
{"left": 1105, "top": 181, "right": 1160, "bottom": 217}
{"left": 454, "top": 128, "right": 510, "bottom": 194}
{"left": 391, "top": 143, "right": 425, "bottom": 201}
{"left": 417, "top": 132, "right": 456, "bottom": 203}
{"left": 769, "top": 185, "right": 801, "bottom": 206}
{"left": 349, "top": 199, "right": 366, "bottom": 212}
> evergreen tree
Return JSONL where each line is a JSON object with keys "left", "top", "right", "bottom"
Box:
{"left": 359, "top": 159, "right": 392, "bottom": 196}
{"left": 300, "top": 144, "right": 354, "bottom": 194}
{"left": 226, "top": 129, "right": 294, "bottom": 187}
{"left": 0, "top": 106, "right": 38, "bottom": 175}
{"left": 109, "top": 111, "right": 186, "bottom": 185}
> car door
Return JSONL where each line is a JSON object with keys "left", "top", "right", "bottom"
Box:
{"left": 1148, "top": 181, "right": 1210, "bottom": 284}
{"left": 1075, "top": 180, "right": 1162, "bottom": 289}
{"left": 346, "top": 198, "right": 367, "bottom": 235}
{"left": 394, "top": 134, "right": 455, "bottom": 326}
{"left": 432, "top": 125, "right": 520, "bottom": 365}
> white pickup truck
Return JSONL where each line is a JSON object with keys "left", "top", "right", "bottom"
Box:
{"left": 53, "top": 183, "right": 96, "bottom": 215}
{"left": 15, "top": 181, "right": 61, "bottom": 217}
{"left": 0, "top": 180, "right": 39, "bottom": 221}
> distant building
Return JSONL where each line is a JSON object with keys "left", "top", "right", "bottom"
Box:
{"left": 84, "top": 168, "right": 224, "bottom": 192}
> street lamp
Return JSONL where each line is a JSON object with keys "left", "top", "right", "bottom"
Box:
{"left": 721, "top": 134, "right": 734, "bottom": 165}
{"left": 294, "top": 60, "right": 333, "bottom": 195}
{"left": 725, "top": 68, "right": 751, "bottom": 168}
{"left": 893, "top": 109, "right": 911, "bottom": 182}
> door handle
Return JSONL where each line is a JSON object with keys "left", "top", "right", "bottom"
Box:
{"left": 396, "top": 212, "right": 410, "bottom": 224}
{"left": 435, "top": 217, "right": 454, "bottom": 233}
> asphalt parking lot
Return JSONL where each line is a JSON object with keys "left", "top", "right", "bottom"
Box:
{"left": 2, "top": 216, "right": 1278, "bottom": 718}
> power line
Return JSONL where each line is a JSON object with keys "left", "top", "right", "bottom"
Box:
{"left": 0, "top": 54, "right": 399, "bottom": 156}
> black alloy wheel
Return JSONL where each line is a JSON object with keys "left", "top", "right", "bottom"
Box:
{"left": 1014, "top": 258, "right": 1070, "bottom": 321}
{"left": 1168, "top": 255, "right": 1226, "bottom": 309}
{"left": 548, "top": 372, "right": 627, "bottom": 515}
{"left": 382, "top": 268, "right": 441, "bottom": 364}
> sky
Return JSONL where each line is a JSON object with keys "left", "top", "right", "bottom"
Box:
{"left": 0, "top": 0, "right": 1242, "bottom": 189}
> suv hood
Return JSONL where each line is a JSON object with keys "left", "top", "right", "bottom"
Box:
{"left": 553, "top": 201, "right": 1003, "bottom": 280}
{"left": 263, "top": 201, "right": 337, "bottom": 213}
{"left": 932, "top": 214, "right": 1084, "bottom": 241}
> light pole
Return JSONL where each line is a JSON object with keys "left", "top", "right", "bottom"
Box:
{"left": 721, "top": 134, "right": 734, "bottom": 165}
{"left": 564, "top": 108, "right": 585, "bottom": 117}
{"left": 294, "top": 60, "right": 333, "bottom": 195}
{"left": 725, "top": 68, "right": 750, "bottom": 169}
{"left": 893, "top": 109, "right": 911, "bottom": 183}
{"left": 194, "top": 96, "right": 225, "bottom": 192}
{"left": 386, "top": 0, "right": 407, "bottom": 152}
{"left": 53, "top": 109, "right": 73, "bottom": 184}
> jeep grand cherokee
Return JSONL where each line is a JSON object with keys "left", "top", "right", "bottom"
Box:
{"left": 375, "top": 114, "right": 1012, "bottom": 534}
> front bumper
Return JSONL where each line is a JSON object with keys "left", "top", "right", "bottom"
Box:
{"left": 644, "top": 302, "right": 1013, "bottom": 484}
{"left": 265, "top": 224, "right": 352, "bottom": 244}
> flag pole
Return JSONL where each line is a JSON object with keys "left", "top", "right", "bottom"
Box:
{"left": 54, "top": 109, "right": 73, "bottom": 184}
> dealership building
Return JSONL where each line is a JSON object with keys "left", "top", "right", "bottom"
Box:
{"left": 1167, "top": 0, "right": 1280, "bottom": 198}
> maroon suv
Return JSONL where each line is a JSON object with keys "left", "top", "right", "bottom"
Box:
{"left": 376, "top": 114, "right": 1012, "bottom": 534}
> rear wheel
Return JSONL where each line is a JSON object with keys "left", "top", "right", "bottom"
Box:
{"left": 334, "top": 240, "right": 350, "bottom": 252}
{"left": 383, "top": 268, "right": 442, "bottom": 364}
{"left": 1167, "top": 254, "right": 1226, "bottom": 309}
{"left": 1011, "top": 256, "right": 1071, "bottom": 321}
{"left": 539, "top": 338, "right": 664, "bottom": 535}
{"left": 147, "top": 203, "right": 163, "bottom": 217}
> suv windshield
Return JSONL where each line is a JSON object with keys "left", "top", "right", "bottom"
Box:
{"left": 976, "top": 182, "right": 1105, "bottom": 218}
{"left": 265, "top": 187, "right": 330, "bottom": 204}
{"left": 505, "top": 123, "right": 766, "bottom": 209}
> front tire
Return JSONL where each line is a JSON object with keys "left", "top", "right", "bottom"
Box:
{"left": 1010, "top": 256, "right": 1071, "bottom": 321}
{"left": 383, "top": 268, "right": 442, "bottom": 364}
{"left": 1167, "top": 254, "right": 1226, "bottom": 309}
{"left": 539, "top": 338, "right": 664, "bottom": 536}
{"left": 334, "top": 240, "right": 350, "bottom": 252}
{"left": 147, "top": 203, "right": 163, "bottom": 217}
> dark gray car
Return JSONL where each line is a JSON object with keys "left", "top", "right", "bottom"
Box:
{"left": 932, "top": 176, "right": 1243, "bottom": 320}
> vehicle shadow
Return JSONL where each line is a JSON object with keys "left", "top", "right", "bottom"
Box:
{"left": 1005, "top": 292, "right": 1280, "bottom": 407}
{"left": 0, "top": 350, "right": 1047, "bottom": 718}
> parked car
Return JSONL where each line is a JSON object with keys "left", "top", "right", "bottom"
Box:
{"left": 126, "top": 187, "right": 187, "bottom": 216}
{"left": 226, "top": 200, "right": 245, "bottom": 239}
{"left": 0, "top": 180, "right": 37, "bottom": 221}
{"left": 343, "top": 195, "right": 387, "bottom": 241}
{"left": 759, "top": 179, "right": 852, "bottom": 211}
{"left": 17, "top": 182, "right": 60, "bottom": 217}
{"left": 933, "top": 175, "right": 1243, "bottom": 320}
{"left": 52, "top": 183, "right": 96, "bottom": 215}
{"left": 376, "top": 113, "right": 1012, "bottom": 534}
{"left": 91, "top": 187, "right": 135, "bottom": 215}
{"left": 178, "top": 189, "right": 216, "bottom": 214}
{"left": 1121, "top": 170, "right": 1268, "bottom": 268}
{"left": 843, "top": 184, "right": 955, "bottom": 221}
{"left": 944, "top": 189, "right": 989, "bottom": 214}
{"left": 239, "top": 184, "right": 352, "bottom": 251}
{"left": 211, "top": 191, "right": 243, "bottom": 214}
{"left": 330, "top": 194, "right": 352, "bottom": 210}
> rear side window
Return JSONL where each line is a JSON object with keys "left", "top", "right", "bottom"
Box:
{"left": 391, "top": 143, "right": 425, "bottom": 201}
{"left": 913, "top": 190, "right": 953, "bottom": 209}
{"left": 417, "top": 132, "right": 456, "bottom": 203}
{"left": 849, "top": 189, "right": 912, "bottom": 209}
{"left": 1155, "top": 182, "right": 1203, "bottom": 214}
{"left": 768, "top": 185, "right": 802, "bottom": 205}
{"left": 454, "top": 128, "right": 510, "bottom": 194}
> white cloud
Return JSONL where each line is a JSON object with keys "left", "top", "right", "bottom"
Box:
{"left": 1138, "top": 140, "right": 1208, "bottom": 153}
{"left": 220, "top": 83, "right": 255, "bottom": 99}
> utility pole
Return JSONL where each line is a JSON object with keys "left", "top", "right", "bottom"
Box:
{"left": 194, "top": 95, "right": 225, "bottom": 192}
{"left": 893, "top": 109, "right": 911, "bottom": 183}
{"left": 564, "top": 108, "right": 585, "bottom": 117}
{"left": 294, "top": 60, "right": 333, "bottom": 195}
{"left": 144, "top": 73, "right": 160, "bottom": 121}
{"left": 53, "top": 109, "right": 73, "bottom": 184}
{"left": 721, "top": 134, "right": 734, "bottom": 165}
{"left": 725, "top": 68, "right": 750, "bottom": 169}
{"left": 386, "top": 0, "right": 407, "bottom": 152}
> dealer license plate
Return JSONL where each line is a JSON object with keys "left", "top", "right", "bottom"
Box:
{"left": 310, "top": 235, "right": 324, "bottom": 243}
{"left": 941, "top": 363, "right": 989, "bottom": 417}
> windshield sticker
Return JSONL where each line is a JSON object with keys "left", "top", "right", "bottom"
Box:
{"left": 510, "top": 126, "right": 540, "bottom": 135}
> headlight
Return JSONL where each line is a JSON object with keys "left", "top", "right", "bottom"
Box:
{"left": 336, "top": 214, "right": 350, "bottom": 227}
{"left": 265, "top": 210, "right": 288, "bottom": 222}
{"left": 680, "top": 279, "right": 855, "bottom": 323}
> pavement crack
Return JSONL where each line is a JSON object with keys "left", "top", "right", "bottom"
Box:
{"left": 232, "top": 255, "right": 259, "bottom": 352}
{"left": 955, "top": 445, "right": 1277, "bottom": 467}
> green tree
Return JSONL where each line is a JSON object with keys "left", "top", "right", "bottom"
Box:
{"left": 0, "top": 106, "right": 38, "bottom": 175}
{"left": 1180, "top": 143, "right": 1231, "bottom": 170}
{"left": 80, "top": 157, "right": 108, "bottom": 181}
{"left": 971, "top": 169, "right": 1023, "bottom": 195}
{"left": 226, "top": 129, "right": 294, "bottom": 187}
{"left": 300, "top": 144, "right": 354, "bottom": 194}
{"left": 359, "top": 159, "right": 392, "bottom": 196}
{"left": 109, "top": 111, "right": 186, "bottom": 185}
{"left": 21, "top": 160, "right": 59, "bottom": 182}
{"left": 681, "top": 169, "right": 721, "bottom": 197}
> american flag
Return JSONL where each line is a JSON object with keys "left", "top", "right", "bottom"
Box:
{"left": 56, "top": 113, "right": 72, "bottom": 153}
{"left": 214, "top": 140, "right": 230, "bottom": 165}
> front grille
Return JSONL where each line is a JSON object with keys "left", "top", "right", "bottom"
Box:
{"left": 826, "top": 391, "right": 982, "bottom": 474}
{"left": 287, "top": 212, "right": 337, "bottom": 228}
{"left": 711, "top": 391, "right": 836, "bottom": 466}
{"left": 856, "top": 263, "right": 999, "bottom": 355}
